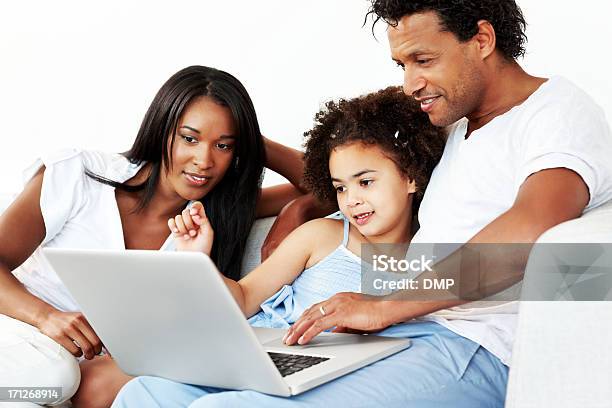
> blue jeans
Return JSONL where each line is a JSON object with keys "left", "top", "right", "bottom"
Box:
{"left": 111, "top": 321, "right": 508, "bottom": 408}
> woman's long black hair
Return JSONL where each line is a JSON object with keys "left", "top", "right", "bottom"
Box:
{"left": 87, "top": 65, "right": 266, "bottom": 280}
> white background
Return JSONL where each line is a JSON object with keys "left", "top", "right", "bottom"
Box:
{"left": 1, "top": 0, "right": 610, "bottom": 192}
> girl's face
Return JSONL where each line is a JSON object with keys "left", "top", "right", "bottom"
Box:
{"left": 163, "top": 96, "right": 237, "bottom": 201}
{"left": 329, "top": 142, "right": 416, "bottom": 241}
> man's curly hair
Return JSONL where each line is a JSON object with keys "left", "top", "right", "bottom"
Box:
{"left": 366, "top": 0, "right": 527, "bottom": 61}
{"left": 303, "top": 86, "right": 446, "bottom": 213}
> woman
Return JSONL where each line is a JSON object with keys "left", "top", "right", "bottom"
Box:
{"left": 0, "top": 65, "right": 306, "bottom": 408}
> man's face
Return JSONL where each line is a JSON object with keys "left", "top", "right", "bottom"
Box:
{"left": 388, "top": 11, "right": 485, "bottom": 127}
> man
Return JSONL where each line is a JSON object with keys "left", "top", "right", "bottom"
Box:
{"left": 112, "top": 1, "right": 612, "bottom": 406}
{"left": 284, "top": 0, "right": 612, "bottom": 349}
{"left": 282, "top": 0, "right": 612, "bottom": 399}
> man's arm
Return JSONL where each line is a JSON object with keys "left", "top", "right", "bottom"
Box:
{"left": 284, "top": 168, "right": 590, "bottom": 345}
{"left": 381, "top": 167, "right": 590, "bottom": 319}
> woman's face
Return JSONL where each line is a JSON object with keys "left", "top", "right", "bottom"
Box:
{"left": 164, "top": 96, "right": 237, "bottom": 201}
{"left": 330, "top": 142, "right": 416, "bottom": 241}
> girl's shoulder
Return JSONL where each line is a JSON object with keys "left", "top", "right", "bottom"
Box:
{"left": 299, "top": 217, "right": 344, "bottom": 238}
{"left": 298, "top": 218, "right": 346, "bottom": 268}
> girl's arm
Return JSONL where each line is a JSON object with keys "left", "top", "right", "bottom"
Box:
{"left": 0, "top": 168, "right": 103, "bottom": 359}
{"left": 171, "top": 205, "right": 334, "bottom": 318}
{"left": 227, "top": 219, "right": 324, "bottom": 317}
{"left": 256, "top": 136, "right": 308, "bottom": 218}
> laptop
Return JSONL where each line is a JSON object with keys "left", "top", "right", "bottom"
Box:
{"left": 43, "top": 248, "right": 411, "bottom": 396}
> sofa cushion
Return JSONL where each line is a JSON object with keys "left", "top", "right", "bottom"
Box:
{"left": 239, "top": 217, "right": 276, "bottom": 278}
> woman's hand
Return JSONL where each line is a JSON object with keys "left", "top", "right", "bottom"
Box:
{"left": 36, "top": 309, "right": 103, "bottom": 360}
{"left": 168, "top": 201, "right": 214, "bottom": 255}
{"left": 282, "top": 292, "right": 392, "bottom": 345}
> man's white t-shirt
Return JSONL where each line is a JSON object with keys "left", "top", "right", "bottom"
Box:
{"left": 12, "top": 149, "right": 174, "bottom": 312}
{"left": 411, "top": 76, "right": 612, "bottom": 365}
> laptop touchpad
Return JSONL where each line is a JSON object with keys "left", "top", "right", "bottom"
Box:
{"left": 252, "top": 327, "right": 286, "bottom": 343}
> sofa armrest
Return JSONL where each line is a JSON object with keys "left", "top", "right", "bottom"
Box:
{"left": 536, "top": 199, "right": 612, "bottom": 243}
{"left": 505, "top": 200, "right": 612, "bottom": 407}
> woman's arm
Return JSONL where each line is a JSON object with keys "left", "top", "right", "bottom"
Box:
{"left": 0, "top": 168, "right": 53, "bottom": 323}
{"left": 263, "top": 136, "right": 306, "bottom": 192}
{"left": 0, "top": 167, "right": 102, "bottom": 359}
{"left": 256, "top": 136, "right": 309, "bottom": 218}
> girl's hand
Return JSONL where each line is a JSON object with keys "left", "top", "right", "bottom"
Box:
{"left": 168, "top": 201, "right": 214, "bottom": 255}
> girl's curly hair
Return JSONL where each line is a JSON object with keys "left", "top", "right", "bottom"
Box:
{"left": 303, "top": 86, "right": 446, "bottom": 213}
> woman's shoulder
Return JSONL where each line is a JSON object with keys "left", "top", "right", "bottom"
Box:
{"left": 36, "top": 148, "right": 119, "bottom": 171}
{"left": 22, "top": 149, "right": 137, "bottom": 206}
{"left": 34, "top": 149, "right": 137, "bottom": 182}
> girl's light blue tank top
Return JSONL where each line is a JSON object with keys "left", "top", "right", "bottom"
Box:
{"left": 248, "top": 216, "right": 361, "bottom": 328}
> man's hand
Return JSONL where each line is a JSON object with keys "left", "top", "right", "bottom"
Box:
{"left": 168, "top": 201, "right": 214, "bottom": 255}
{"left": 282, "top": 292, "right": 391, "bottom": 345}
{"left": 36, "top": 309, "right": 103, "bottom": 359}
{"left": 281, "top": 168, "right": 591, "bottom": 345}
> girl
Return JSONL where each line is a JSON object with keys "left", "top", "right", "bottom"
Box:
{"left": 112, "top": 86, "right": 450, "bottom": 407}
{"left": 0, "top": 65, "right": 306, "bottom": 408}
{"left": 171, "top": 86, "right": 444, "bottom": 326}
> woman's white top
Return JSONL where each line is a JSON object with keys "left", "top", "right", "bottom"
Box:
{"left": 12, "top": 149, "right": 174, "bottom": 312}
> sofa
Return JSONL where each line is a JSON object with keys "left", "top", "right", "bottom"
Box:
{"left": 2, "top": 193, "right": 612, "bottom": 407}
{"left": 504, "top": 199, "right": 612, "bottom": 407}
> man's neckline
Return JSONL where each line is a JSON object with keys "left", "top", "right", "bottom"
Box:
{"left": 459, "top": 76, "right": 556, "bottom": 140}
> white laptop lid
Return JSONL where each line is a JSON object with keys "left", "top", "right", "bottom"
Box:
{"left": 44, "top": 248, "right": 290, "bottom": 395}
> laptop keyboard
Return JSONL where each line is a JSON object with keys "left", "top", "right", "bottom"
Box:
{"left": 268, "top": 352, "right": 330, "bottom": 377}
